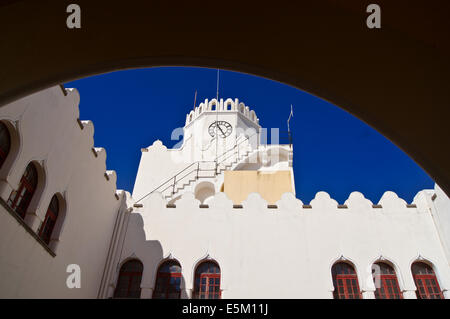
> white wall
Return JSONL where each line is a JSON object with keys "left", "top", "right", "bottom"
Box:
{"left": 2, "top": 86, "right": 449, "bottom": 299}
{"left": 117, "top": 190, "right": 450, "bottom": 299}
{"left": 428, "top": 184, "right": 450, "bottom": 265}
{"left": 0, "top": 86, "right": 125, "bottom": 298}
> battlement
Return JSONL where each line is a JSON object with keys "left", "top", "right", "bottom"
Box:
{"left": 132, "top": 189, "right": 431, "bottom": 215}
{"left": 185, "top": 98, "right": 259, "bottom": 126}
{"left": 0, "top": 85, "right": 128, "bottom": 299}
{"left": 0, "top": 85, "right": 123, "bottom": 212}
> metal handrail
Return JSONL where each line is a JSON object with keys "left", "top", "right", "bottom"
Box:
{"left": 215, "top": 131, "right": 259, "bottom": 165}
{"left": 135, "top": 161, "right": 204, "bottom": 203}
{"left": 136, "top": 131, "right": 264, "bottom": 203}
{"left": 174, "top": 168, "right": 199, "bottom": 190}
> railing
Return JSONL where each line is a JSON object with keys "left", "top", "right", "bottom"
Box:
{"left": 215, "top": 131, "right": 259, "bottom": 167}
{"left": 135, "top": 161, "right": 213, "bottom": 203}
{"left": 135, "top": 130, "right": 292, "bottom": 203}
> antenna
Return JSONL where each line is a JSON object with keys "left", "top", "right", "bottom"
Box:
{"left": 287, "top": 104, "right": 293, "bottom": 132}
{"left": 216, "top": 69, "right": 220, "bottom": 101}
{"left": 215, "top": 69, "right": 220, "bottom": 174}
{"left": 287, "top": 104, "right": 293, "bottom": 148}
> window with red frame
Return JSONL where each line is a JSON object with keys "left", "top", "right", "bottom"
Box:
{"left": 332, "top": 262, "right": 361, "bottom": 299}
{"left": 152, "top": 260, "right": 182, "bottom": 299}
{"left": 412, "top": 262, "right": 443, "bottom": 299}
{"left": 193, "top": 261, "right": 221, "bottom": 299}
{"left": 38, "top": 195, "right": 59, "bottom": 245}
{"left": 113, "top": 259, "right": 143, "bottom": 298}
{"left": 0, "top": 122, "right": 11, "bottom": 169}
{"left": 7, "top": 163, "right": 38, "bottom": 219}
{"left": 372, "top": 262, "right": 403, "bottom": 299}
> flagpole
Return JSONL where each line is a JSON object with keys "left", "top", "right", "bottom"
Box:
{"left": 193, "top": 90, "right": 197, "bottom": 110}
{"left": 215, "top": 69, "right": 220, "bottom": 175}
{"left": 287, "top": 104, "right": 293, "bottom": 149}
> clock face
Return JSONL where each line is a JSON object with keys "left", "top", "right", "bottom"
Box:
{"left": 208, "top": 121, "right": 232, "bottom": 138}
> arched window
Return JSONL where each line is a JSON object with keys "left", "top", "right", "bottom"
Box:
{"left": 38, "top": 195, "right": 59, "bottom": 245}
{"left": 193, "top": 261, "right": 221, "bottom": 299}
{"left": 7, "top": 162, "right": 38, "bottom": 219}
{"left": 114, "top": 259, "right": 143, "bottom": 298}
{"left": 411, "top": 262, "right": 443, "bottom": 299}
{"left": 372, "top": 262, "right": 403, "bottom": 299}
{"left": 332, "top": 262, "right": 361, "bottom": 299}
{"left": 153, "top": 260, "right": 182, "bottom": 299}
{"left": 0, "top": 122, "right": 11, "bottom": 169}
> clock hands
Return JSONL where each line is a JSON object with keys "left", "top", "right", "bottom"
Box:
{"left": 217, "top": 124, "right": 226, "bottom": 137}
{"left": 209, "top": 121, "right": 232, "bottom": 138}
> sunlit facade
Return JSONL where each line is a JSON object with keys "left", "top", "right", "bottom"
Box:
{"left": 0, "top": 86, "right": 449, "bottom": 299}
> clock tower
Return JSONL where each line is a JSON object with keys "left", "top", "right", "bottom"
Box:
{"left": 133, "top": 97, "right": 294, "bottom": 206}
{"left": 182, "top": 98, "right": 261, "bottom": 162}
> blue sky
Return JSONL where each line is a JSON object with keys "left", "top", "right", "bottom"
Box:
{"left": 65, "top": 67, "right": 434, "bottom": 204}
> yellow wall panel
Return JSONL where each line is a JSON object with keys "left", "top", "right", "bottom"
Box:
{"left": 223, "top": 170, "right": 293, "bottom": 204}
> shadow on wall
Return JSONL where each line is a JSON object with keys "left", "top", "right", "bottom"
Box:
{"left": 115, "top": 211, "right": 189, "bottom": 299}
{"left": 112, "top": 211, "right": 162, "bottom": 299}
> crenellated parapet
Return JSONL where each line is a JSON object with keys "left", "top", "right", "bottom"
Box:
{"left": 75, "top": 108, "right": 121, "bottom": 201}
{"left": 185, "top": 98, "right": 259, "bottom": 126}
{"left": 0, "top": 85, "right": 128, "bottom": 298}
{"left": 122, "top": 186, "right": 450, "bottom": 299}
{"left": 134, "top": 189, "right": 427, "bottom": 215}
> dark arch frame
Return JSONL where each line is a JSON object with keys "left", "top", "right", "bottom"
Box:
{"left": 0, "top": 121, "right": 11, "bottom": 169}
{"left": 372, "top": 261, "right": 403, "bottom": 299}
{"left": 193, "top": 260, "right": 221, "bottom": 299}
{"left": 38, "top": 194, "right": 60, "bottom": 245}
{"left": 331, "top": 261, "right": 361, "bottom": 299}
{"left": 0, "top": 120, "right": 20, "bottom": 182}
{"left": 113, "top": 259, "right": 144, "bottom": 299}
{"left": 7, "top": 161, "right": 39, "bottom": 219}
{"left": 411, "top": 261, "right": 444, "bottom": 299}
{"left": 1, "top": 1, "right": 449, "bottom": 196}
{"left": 152, "top": 259, "right": 182, "bottom": 299}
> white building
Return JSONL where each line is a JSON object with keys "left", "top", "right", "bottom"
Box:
{"left": 0, "top": 85, "right": 449, "bottom": 299}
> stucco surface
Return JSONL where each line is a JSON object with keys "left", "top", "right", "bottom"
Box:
{"left": 115, "top": 190, "right": 450, "bottom": 298}
{"left": 0, "top": 86, "right": 125, "bottom": 298}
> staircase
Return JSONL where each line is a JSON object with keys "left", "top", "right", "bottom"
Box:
{"left": 135, "top": 134, "right": 257, "bottom": 204}
{"left": 134, "top": 131, "right": 293, "bottom": 204}
{"left": 162, "top": 148, "right": 255, "bottom": 201}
